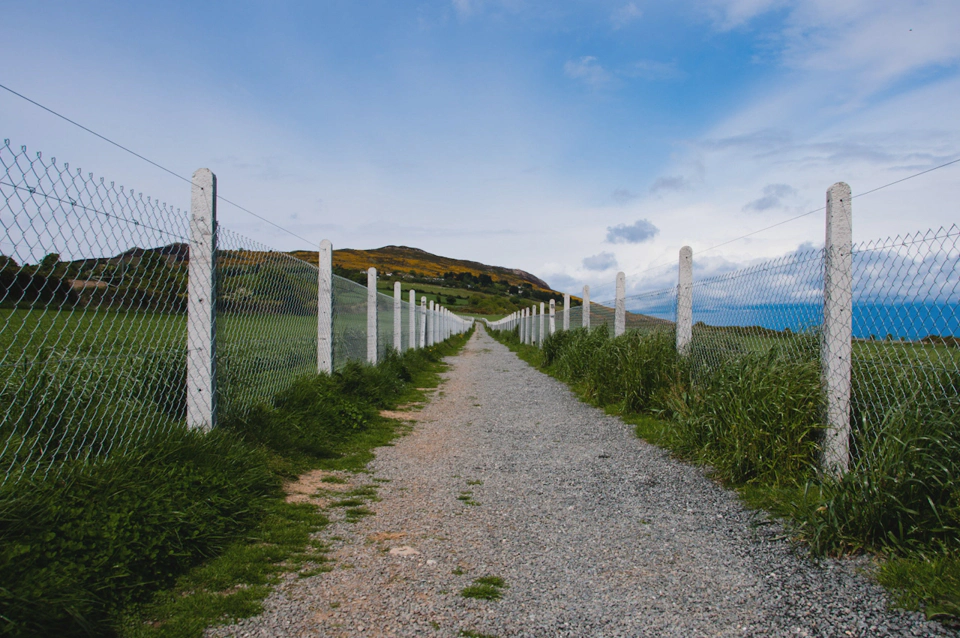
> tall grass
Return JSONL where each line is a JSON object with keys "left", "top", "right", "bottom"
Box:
{"left": 787, "top": 373, "right": 960, "bottom": 555}
{"left": 544, "top": 328, "right": 683, "bottom": 415}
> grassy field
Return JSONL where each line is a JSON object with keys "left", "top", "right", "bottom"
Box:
{"left": 0, "top": 296, "right": 465, "bottom": 484}
{"left": 0, "top": 307, "right": 377, "bottom": 483}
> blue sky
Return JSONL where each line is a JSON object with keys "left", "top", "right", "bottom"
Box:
{"left": 2, "top": 0, "right": 959, "bottom": 299}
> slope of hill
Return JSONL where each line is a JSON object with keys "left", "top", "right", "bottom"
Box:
{"left": 288, "top": 245, "right": 552, "bottom": 291}
{"left": 4, "top": 243, "right": 570, "bottom": 318}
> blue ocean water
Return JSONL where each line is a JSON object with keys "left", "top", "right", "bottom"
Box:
{"left": 690, "top": 302, "right": 959, "bottom": 340}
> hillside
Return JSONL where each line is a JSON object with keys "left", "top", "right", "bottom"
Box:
{"left": 3, "top": 243, "right": 571, "bottom": 318}
{"left": 288, "top": 245, "right": 552, "bottom": 291}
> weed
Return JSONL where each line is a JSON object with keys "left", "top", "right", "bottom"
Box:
{"left": 877, "top": 553, "right": 960, "bottom": 620}
{"left": 461, "top": 575, "right": 508, "bottom": 600}
{"left": 344, "top": 507, "right": 373, "bottom": 522}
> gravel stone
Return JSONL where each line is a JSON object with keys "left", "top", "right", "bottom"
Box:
{"left": 208, "top": 326, "right": 955, "bottom": 638}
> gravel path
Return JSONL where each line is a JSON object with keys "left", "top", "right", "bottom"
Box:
{"left": 210, "top": 326, "right": 954, "bottom": 638}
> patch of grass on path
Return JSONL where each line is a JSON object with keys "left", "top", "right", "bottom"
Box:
{"left": 461, "top": 575, "right": 508, "bottom": 600}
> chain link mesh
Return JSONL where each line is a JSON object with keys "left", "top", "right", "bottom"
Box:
{"left": 568, "top": 305, "right": 583, "bottom": 329}
{"left": 215, "top": 228, "right": 318, "bottom": 417}
{"left": 579, "top": 229, "right": 959, "bottom": 433}
{"left": 1, "top": 140, "right": 191, "bottom": 485}
{"left": 688, "top": 247, "right": 825, "bottom": 372}
{"left": 332, "top": 274, "right": 367, "bottom": 369}
{"left": 850, "top": 226, "right": 960, "bottom": 429}
{"left": 623, "top": 287, "right": 678, "bottom": 333}
{"left": 591, "top": 287, "right": 678, "bottom": 336}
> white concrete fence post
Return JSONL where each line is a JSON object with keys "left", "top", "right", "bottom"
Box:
{"left": 539, "top": 302, "right": 545, "bottom": 348}
{"left": 427, "top": 300, "right": 435, "bottom": 346}
{"left": 393, "top": 282, "right": 402, "bottom": 352}
{"left": 529, "top": 305, "right": 534, "bottom": 345}
{"left": 520, "top": 308, "right": 526, "bottom": 343}
{"left": 582, "top": 285, "right": 590, "bottom": 330}
{"left": 419, "top": 297, "right": 427, "bottom": 348}
{"left": 822, "top": 182, "right": 853, "bottom": 475}
{"left": 549, "top": 299, "right": 556, "bottom": 336}
{"left": 367, "top": 267, "right": 378, "bottom": 365}
{"left": 677, "top": 246, "right": 693, "bottom": 356}
{"left": 408, "top": 289, "right": 416, "bottom": 350}
{"left": 526, "top": 307, "right": 532, "bottom": 344}
{"left": 187, "top": 168, "right": 217, "bottom": 431}
{"left": 317, "top": 239, "right": 333, "bottom": 374}
{"left": 563, "top": 293, "right": 570, "bottom": 331}
{"left": 615, "top": 271, "right": 626, "bottom": 337}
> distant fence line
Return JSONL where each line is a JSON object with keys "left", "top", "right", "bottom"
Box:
{"left": 487, "top": 182, "right": 960, "bottom": 474}
{"left": 0, "top": 139, "right": 471, "bottom": 487}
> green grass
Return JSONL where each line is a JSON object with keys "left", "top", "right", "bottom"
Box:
{"left": 0, "top": 324, "right": 473, "bottom": 638}
{"left": 487, "top": 323, "right": 960, "bottom": 622}
{"left": 116, "top": 500, "right": 330, "bottom": 638}
{"left": 877, "top": 553, "right": 960, "bottom": 620}
{"left": 461, "top": 575, "right": 508, "bottom": 600}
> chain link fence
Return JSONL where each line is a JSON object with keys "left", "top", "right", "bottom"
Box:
{"left": 0, "top": 139, "right": 462, "bottom": 487}
{"left": 686, "top": 247, "right": 824, "bottom": 373}
{"left": 0, "top": 140, "right": 191, "bottom": 486}
{"left": 850, "top": 226, "right": 960, "bottom": 433}
{"left": 216, "top": 228, "right": 319, "bottom": 417}
{"left": 556, "top": 218, "right": 958, "bottom": 470}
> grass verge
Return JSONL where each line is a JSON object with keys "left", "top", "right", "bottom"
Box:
{"left": 0, "top": 328, "right": 472, "bottom": 638}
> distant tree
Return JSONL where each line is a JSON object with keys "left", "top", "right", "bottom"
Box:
{"left": 37, "top": 253, "right": 61, "bottom": 275}
{"left": 0, "top": 255, "right": 19, "bottom": 271}
{"left": 478, "top": 273, "right": 493, "bottom": 286}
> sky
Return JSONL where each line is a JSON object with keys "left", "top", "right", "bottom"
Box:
{"left": 2, "top": 0, "right": 959, "bottom": 301}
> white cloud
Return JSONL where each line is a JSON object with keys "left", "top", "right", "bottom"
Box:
{"left": 611, "top": 3, "right": 643, "bottom": 29}
{"left": 583, "top": 251, "right": 619, "bottom": 271}
{"left": 606, "top": 219, "right": 660, "bottom": 243}
{"left": 743, "top": 183, "right": 797, "bottom": 212}
{"left": 701, "top": 0, "right": 787, "bottom": 30}
{"left": 564, "top": 56, "right": 616, "bottom": 90}
{"left": 704, "top": 0, "right": 960, "bottom": 100}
